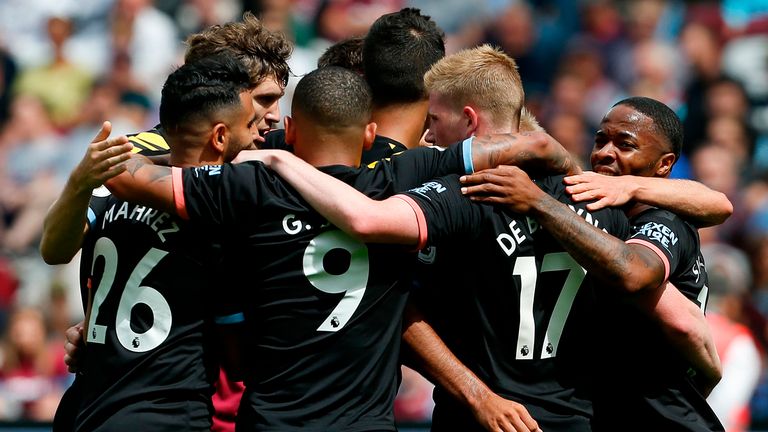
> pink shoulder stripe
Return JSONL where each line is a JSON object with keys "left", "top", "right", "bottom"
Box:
{"left": 626, "top": 238, "right": 670, "bottom": 282}
{"left": 171, "top": 167, "right": 189, "bottom": 220}
{"left": 392, "top": 194, "right": 428, "bottom": 251}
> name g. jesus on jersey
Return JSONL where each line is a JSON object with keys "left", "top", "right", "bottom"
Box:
{"left": 632, "top": 221, "right": 678, "bottom": 249}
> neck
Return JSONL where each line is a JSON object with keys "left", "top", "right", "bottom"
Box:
{"left": 371, "top": 100, "right": 429, "bottom": 149}
{"left": 293, "top": 127, "right": 362, "bottom": 168}
{"left": 168, "top": 134, "right": 222, "bottom": 168}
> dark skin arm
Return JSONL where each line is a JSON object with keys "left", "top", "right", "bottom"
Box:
{"left": 463, "top": 166, "right": 664, "bottom": 294}
{"left": 403, "top": 305, "right": 541, "bottom": 432}
{"left": 461, "top": 165, "right": 721, "bottom": 391}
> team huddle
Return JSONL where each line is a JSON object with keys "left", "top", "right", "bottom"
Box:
{"left": 40, "top": 8, "right": 733, "bottom": 432}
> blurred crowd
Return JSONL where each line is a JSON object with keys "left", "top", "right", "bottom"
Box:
{"left": 0, "top": 0, "right": 766, "bottom": 429}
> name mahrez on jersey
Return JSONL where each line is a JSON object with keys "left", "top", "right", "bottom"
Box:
{"left": 633, "top": 221, "right": 678, "bottom": 249}
{"left": 101, "top": 202, "right": 180, "bottom": 242}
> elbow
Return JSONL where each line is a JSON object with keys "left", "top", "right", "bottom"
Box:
{"left": 612, "top": 262, "right": 661, "bottom": 295}
{"left": 40, "top": 244, "right": 71, "bottom": 265}
{"left": 714, "top": 194, "right": 734, "bottom": 224}
{"left": 346, "top": 218, "right": 381, "bottom": 243}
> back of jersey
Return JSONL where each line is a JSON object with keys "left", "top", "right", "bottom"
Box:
{"left": 75, "top": 187, "right": 220, "bottom": 431}
{"left": 403, "top": 174, "right": 630, "bottom": 430}
{"left": 176, "top": 163, "right": 414, "bottom": 432}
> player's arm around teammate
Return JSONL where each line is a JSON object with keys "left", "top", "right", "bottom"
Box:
{"left": 40, "top": 122, "right": 133, "bottom": 264}
{"left": 460, "top": 165, "right": 722, "bottom": 393}
{"left": 563, "top": 171, "right": 732, "bottom": 227}
{"left": 231, "top": 149, "right": 544, "bottom": 432}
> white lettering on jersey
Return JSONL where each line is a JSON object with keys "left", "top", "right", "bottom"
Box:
{"left": 101, "top": 202, "right": 180, "bottom": 243}
{"left": 692, "top": 255, "right": 704, "bottom": 284}
{"left": 193, "top": 165, "right": 222, "bottom": 177}
{"left": 497, "top": 207, "right": 606, "bottom": 256}
{"left": 408, "top": 181, "right": 447, "bottom": 199}
{"left": 497, "top": 219, "right": 527, "bottom": 256}
{"left": 633, "top": 221, "right": 678, "bottom": 249}
{"left": 283, "top": 214, "right": 303, "bottom": 235}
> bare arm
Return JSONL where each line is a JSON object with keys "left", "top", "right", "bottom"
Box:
{"left": 241, "top": 150, "right": 420, "bottom": 244}
{"left": 403, "top": 305, "right": 540, "bottom": 432}
{"left": 564, "top": 172, "right": 733, "bottom": 227}
{"left": 469, "top": 132, "right": 582, "bottom": 176}
{"left": 463, "top": 166, "right": 721, "bottom": 387}
{"left": 104, "top": 154, "right": 176, "bottom": 215}
{"left": 652, "top": 283, "right": 721, "bottom": 395}
{"left": 40, "top": 122, "right": 133, "bottom": 264}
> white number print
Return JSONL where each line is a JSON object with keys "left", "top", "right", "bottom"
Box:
{"left": 303, "top": 230, "right": 369, "bottom": 332}
{"left": 87, "top": 237, "right": 172, "bottom": 352}
{"left": 514, "top": 252, "right": 586, "bottom": 360}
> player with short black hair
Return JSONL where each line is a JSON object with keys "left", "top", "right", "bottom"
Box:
{"left": 363, "top": 8, "right": 444, "bottom": 107}
{"left": 317, "top": 36, "right": 364, "bottom": 74}
{"left": 293, "top": 66, "right": 371, "bottom": 128}
{"left": 42, "top": 53, "right": 258, "bottom": 431}
{"left": 363, "top": 7, "right": 445, "bottom": 154}
{"left": 615, "top": 96, "right": 683, "bottom": 160}
{"left": 462, "top": 96, "right": 725, "bottom": 431}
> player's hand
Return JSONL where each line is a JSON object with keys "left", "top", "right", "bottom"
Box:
{"left": 563, "top": 171, "right": 637, "bottom": 211}
{"left": 64, "top": 321, "right": 85, "bottom": 374}
{"left": 470, "top": 390, "right": 541, "bottom": 432}
{"left": 460, "top": 166, "right": 543, "bottom": 214}
{"left": 71, "top": 121, "right": 132, "bottom": 192}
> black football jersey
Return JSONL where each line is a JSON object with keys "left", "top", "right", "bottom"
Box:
{"left": 362, "top": 135, "right": 408, "bottom": 165}
{"left": 593, "top": 208, "right": 723, "bottom": 431}
{"left": 176, "top": 161, "right": 440, "bottom": 432}
{"left": 72, "top": 186, "right": 223, "bottom": 431}
{"left": 400, "top": 175, "right": 631, "bottom": 430}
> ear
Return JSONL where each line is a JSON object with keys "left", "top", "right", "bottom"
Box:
{"left": 463, "top": 106, "right": 479, "bottom": 136}
{"left": 211, "top": 123, "right": 227, "bottom": 154}
{"left": 363, "top": 122, "right": 377, "bottom": 150}
{"left": 284, "top": 116, "right": 296, "bottom": 147}
{"left": 656, "top": 153, "right": 676, "bottom": 177}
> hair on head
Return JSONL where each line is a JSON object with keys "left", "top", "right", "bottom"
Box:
{"left": 292, "top": 66, "right": 371, "bottom": 128}
{"left": 613, "top": 96, "right": 683, "bottom": 160}
{"left": 160, "top": 53, "right": 253, "bottom": 134}
{"left": 363, "top": 8, "right": 445, "bottom": 106}
{"left": 185, "top": 12, "right": 292, "bottom": 87}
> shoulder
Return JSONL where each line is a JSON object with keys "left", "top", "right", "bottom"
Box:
{"left": 127, "top": 127, "right": 170, "bottom": 156}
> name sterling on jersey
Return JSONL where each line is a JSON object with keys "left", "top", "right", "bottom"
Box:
{"left": 497, "top": 205, "right": 606, "bottom": 256}
{"left": 102, "top": 202, "right": 180, "bottom": 242}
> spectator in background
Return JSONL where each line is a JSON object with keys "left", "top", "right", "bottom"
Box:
{"left": 108, "top": 0, "right": 181, "bottom": 103}
{"left": 0, "top": 307, "right": 68, "bottom": 421}
{"left": 703, "top": 243, "right": 763, "bottom": 432}
{"left": 313, "top": 0, "right": 402, "bottom": 43}
{"left": 12, "top": 15, "right": 93, "bottom": 131}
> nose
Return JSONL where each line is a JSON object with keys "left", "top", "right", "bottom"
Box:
{"left": 593, "top": 142, "right": 616, "bottom": 162}
{"left": 424, "top": 129, "right": 435, "bottom": 144}
{"left": 264, "top": 102, "right": 280, "bottom": 127}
